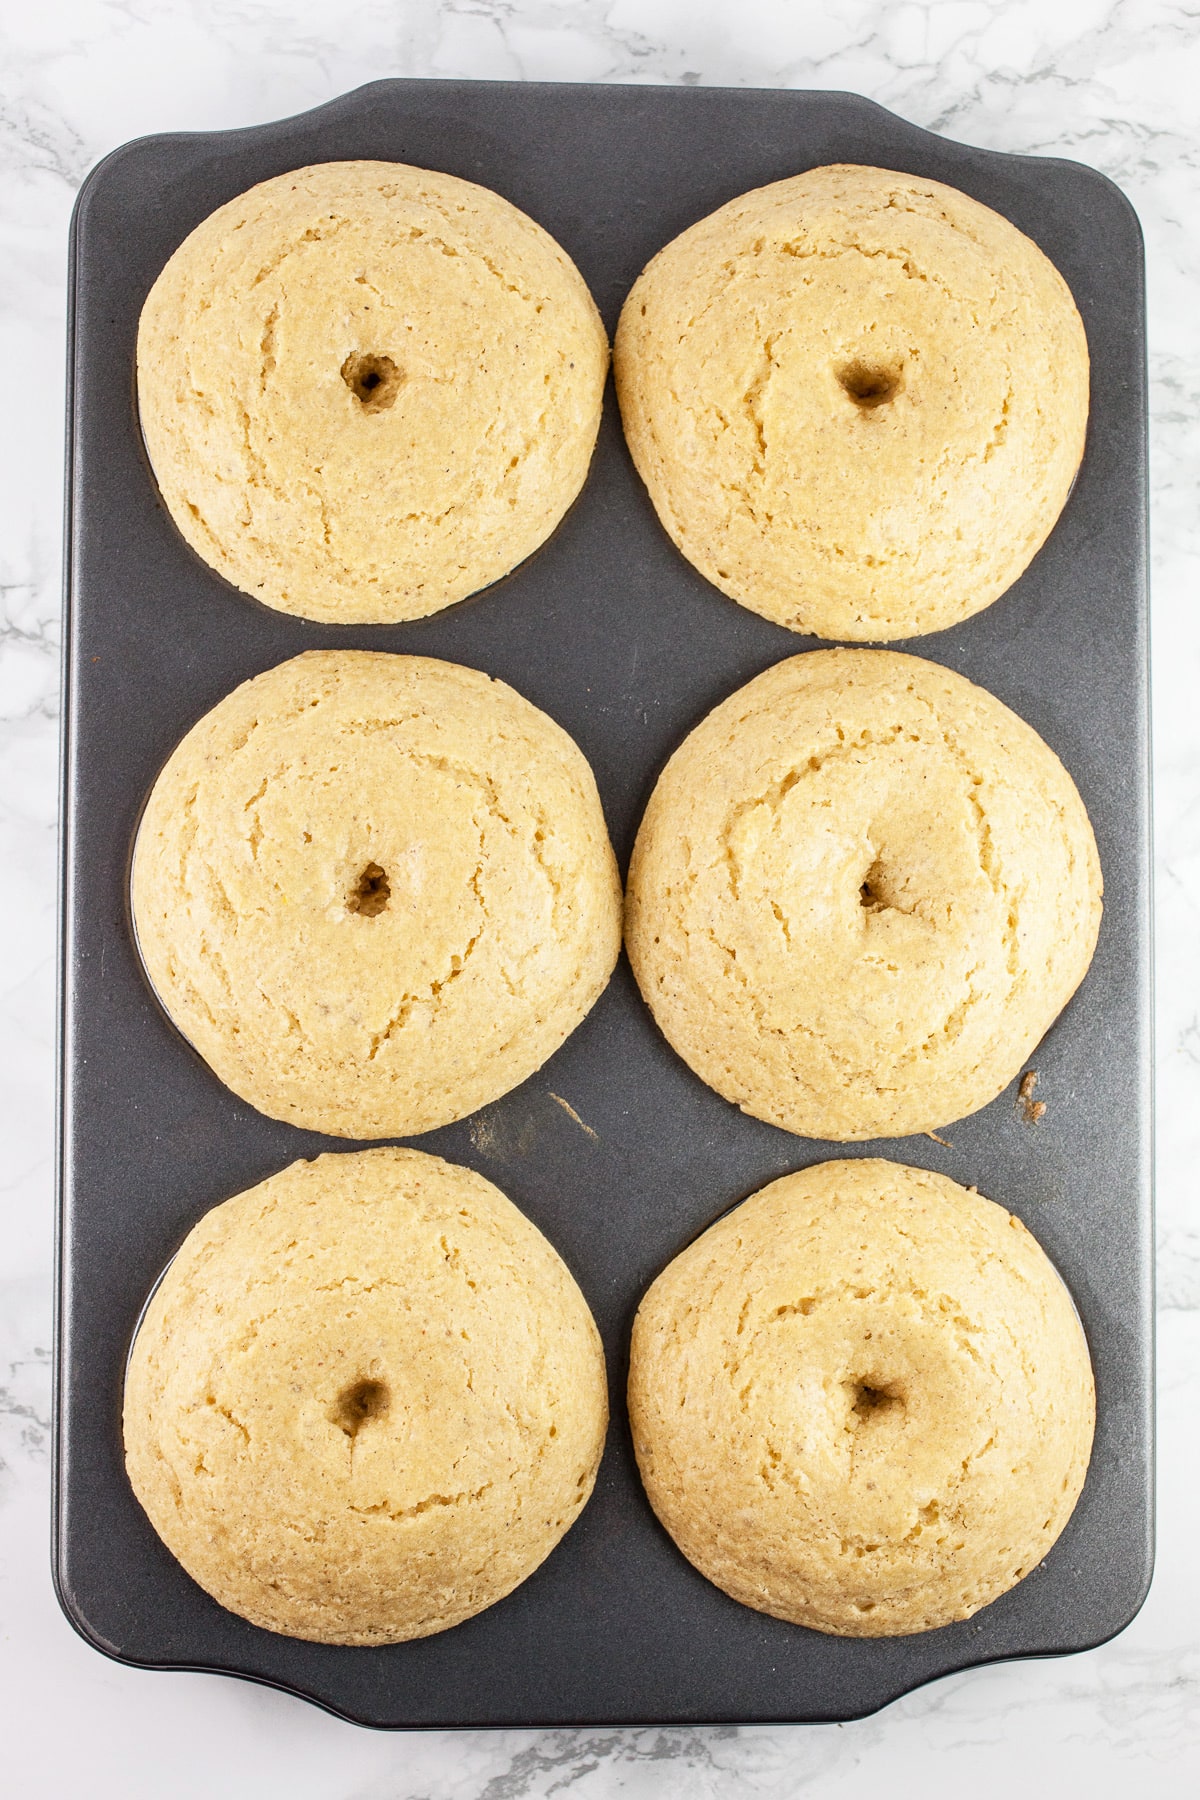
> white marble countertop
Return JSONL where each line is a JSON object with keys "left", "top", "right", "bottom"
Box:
{"left": 2, "top": 1, "right": 1197, "bottom": 1793}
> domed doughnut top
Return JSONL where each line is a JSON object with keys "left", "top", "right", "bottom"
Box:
{"left": 624, "top": 649, "right": 1101, "bottom": 1141}
{"left": 123, "top": 1147, "right": 608, "bottom": 1644}
{"left": 628, "top": 1159, "right": 1095, "bottom": 1638}
{"left": 131, "top": 651, "right": 622, "bottom": 1138}
{"left": 614, "top": 164, "right": 1089, "bottom": 640}
{"left": 137, "top": 160, "right": 608, "bottom": 623}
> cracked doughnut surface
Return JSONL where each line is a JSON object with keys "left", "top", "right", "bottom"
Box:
{"left": 625, "top": 649, "right": 1101, "bottom": 1141}
{"left": 137, "top": 161, "right": 608, "bottom": 623}
{"left": 628, "top": 1158, "right": 1094, "bottom": 1637}
{"left": 124, "top": 1147, "right": 608, "bottom": 1644}
{"left": 614, "top": 164, "right": 1088, "bottom": 639}
{"left": 131, "top": 650, "right": 622, "bottom": 1137}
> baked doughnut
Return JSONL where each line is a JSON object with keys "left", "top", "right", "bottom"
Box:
{"left": 615, "top": 164, "right": 1088, "bottom": 640}
{"left": 131, "top": 650, "right": 621, "bottom": 1137}
{"left": 124, "top": 1147, "right": 608, "bottom": 1643}
{"left": 137, "top": 161, "right": 608, "bottom": 623}
{"left": 628, "top": 1158, "right": 1095, "bottom": 1637}
{"left": 625, "top": 648, "right": 1101, "bottom": 1140}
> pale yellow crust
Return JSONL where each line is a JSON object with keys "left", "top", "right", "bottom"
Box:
{"left": 137, "top": 160, "right": 609, "bottom": 623}
{"left": 131, "top": 651, "right": 622, "bottom": 1138}
{"left": 615, "top": 164, "right": 1089, "bottom": 640}
{"left": 625, "top": 649, "right": 1102, "bottom": 1141}
{"left": 124, "top": 1147, "right": 608, "bottom": 1644}
{"left": 629, "top": 1158, "right": 1095, "bottom": 1637}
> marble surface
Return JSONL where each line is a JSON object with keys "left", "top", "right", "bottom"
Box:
{"left": 2, "top": 0, "right": 1198, "bottom": 1792}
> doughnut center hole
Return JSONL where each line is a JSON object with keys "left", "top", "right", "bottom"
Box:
{"left": 836, "top": 359, "right": 901, "bottom": 409}
{"left": 851, "top": 1381, "right": 902, "bottom": 1424}
{"left": 859, "top": 860, "right": 890, "bottom": 912}
{"left": 348, "top": 862, "right": 390, "bottom": 917}
{"left": 333, "top": 1378, "right": 390, "bottom": 1438}
{"left": 341, "top": 352, "right": 402, "bottom": 412}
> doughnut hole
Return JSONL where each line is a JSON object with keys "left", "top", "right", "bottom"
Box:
{"left": 348, "top": 862, "right": 390, "bottom": 916}
{"left": 340, "top": 352, "right": 403, "bottom": 413}
{"left": 859, "top": 859, "right": 889, "bottom": 913}
{"left": 857, "top": 856, "right": 914, "bottom": 917}
{"left": 835, "top": 358, "right": 903, "bottom": 409}
{"left": 331, "top": 1377, "right": 391, "bottom": 1438}
{"left": 849, "top": 1379, "right": 904, "bottom": 1425}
